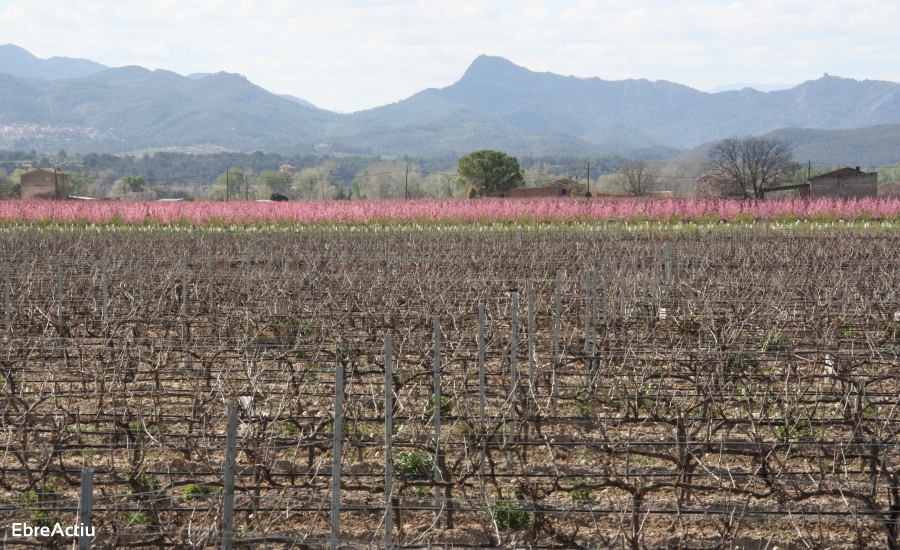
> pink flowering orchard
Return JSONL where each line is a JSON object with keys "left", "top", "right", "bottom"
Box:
{"left": 1, "top": 197, "right": 899, "bottom": 226}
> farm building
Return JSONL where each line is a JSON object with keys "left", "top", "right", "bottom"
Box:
{"left": 878, "top": 181, "right": 900, "bottom": 197}
{"left": 807, "top": 167, "right": 877, "bottom": 199}
{"left": 696, "top": 168, "right": 879, "bottom": 200}
{"left": 20, "top": 168, "right": 70, "bottom": 200}
{"left": 694, "top": 174, "right": 739, "bottom": 198}
{"left": 488, "top": 178, "right": 580, "bottom": 198}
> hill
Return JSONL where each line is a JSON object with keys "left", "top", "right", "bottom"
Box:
{"left": 682, "top": 125, "right": 900, "bottom": 167}
{"left": 762, "top": 125, "right": 900, "bottom": 166}
{"left": 0, "top": 44, "right": 107, "bottom": 80}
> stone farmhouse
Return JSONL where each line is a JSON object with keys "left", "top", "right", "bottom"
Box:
{"left": 694, "top": 167, "right": 878, "bottom": 200}
{"left": 488, "top": 178, "right": 581, "bottom": 198}
{"left": 20, "top": 168, "right": 70, "bottom": 199}
{"left": 694, "top": 174, "right": 739, "bottom": 198}
{"left": 806, "top": 167, "right": 877, "bottom": 199}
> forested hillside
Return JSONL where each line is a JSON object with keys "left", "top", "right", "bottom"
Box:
{"left": 763, "top": 124, "right": 900, "bottom": 166}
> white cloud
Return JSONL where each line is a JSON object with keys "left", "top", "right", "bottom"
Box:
{"left": 2, "top": 0, "right": 899, "bottom": 111}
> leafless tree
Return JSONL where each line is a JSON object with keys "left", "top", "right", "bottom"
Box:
{"left": 614, "top": 159, "right": 661, "bottom": 196}
{"left": 707, "top": 136, "right": 794, "bottom": 199}
{"left": 0, "top": 171, "right": 13, "bottom": 199}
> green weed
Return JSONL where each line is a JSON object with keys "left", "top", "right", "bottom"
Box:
{"left": 488, "top": 501, "right": 532, "bottom": 530}
{"left": 395, "top": 449, "right": 435, "bottom": 477}
{"left": 757, "top": 332, "right": 788, "bottom": 352}
{"left": 774, "top": 420, "right": 817, "bottom": 440}
{"left": 838, "top": 322, "right": 857, "bottom": 339}
{"left": 425, "top": 395, "right": 454, "bottom": 417}
{"left": 566, "top": 477, "right": 595, "bottom": 502}
{"left": 281, "top": 420, "right": 299, "bottom": 436}
{"left": 676, "top": 316, "right": 700, "bottom": 337}
{"left": 182, "top": 484, "right": 218, "bottom": 500}
{"left": 121, "top": 512, "right": 152, "bottom": 525}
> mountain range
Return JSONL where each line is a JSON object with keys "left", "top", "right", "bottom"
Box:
{"left": 2, "top": 45, "right": 900, "bottom": 163}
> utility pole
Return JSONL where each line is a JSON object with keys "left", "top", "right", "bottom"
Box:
{"left": 807, "top": 160, "right": 811, "bottom": 181}
{"left": 587, "top": 162, "right": 591, "bottom": 196}
{"left": 405, "top": 165, "right": 409, "bottom": 200}
{"left": 226, "top": 171, "right": 229, "bottom": 202}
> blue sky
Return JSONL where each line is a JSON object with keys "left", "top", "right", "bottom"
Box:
{"left": 3, "top": 0, "right": 898, "bottom": 112}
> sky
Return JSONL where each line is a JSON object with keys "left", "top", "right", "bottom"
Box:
{"left": 2, "top": 0, "right": 899, "bottom": 112}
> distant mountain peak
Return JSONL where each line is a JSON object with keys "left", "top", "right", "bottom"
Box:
{"left": 707, "top": 82, "right": 795, "bottom": 93}
{"left": 467, "top": 54, "right": 518, "bottom": 69}
{"left": 459, "top": 55, "right": 529, "bottom": 82}
{"left": 0, "top": 44, "right": 30, "bottom": 56}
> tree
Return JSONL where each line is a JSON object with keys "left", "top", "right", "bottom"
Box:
{"left": 293, "top": 162, "right": 339, "bottom": 201}
{"left": 707, "top": 136, "right": 794, "bottom": 199}
{"left": 151, "top": 186, "right": 169, "bottom": 199}
{"left": 523, "top": 162, "right": 555, "bottom": 188}
{"left": 0, "top": 169, "right": 14, "bottom": 199}
{"left": 122, "top": 175, "right": 147, "bottom": 193}
{"left": 69, "top": 173, "right": 93, "bottom": 197}
{"left": 350, "top": 161, "right": 424, "bottom": 200}
{"left": 256, "top": 170, "right": 292, "bottom": 200}
{"left": 9, "top": 169, "right": 25, "bottom": 185}
{"left": 349, "top": 171, "right": 368, "bottom": 200}
{"left": 457, "top": 150, "right": 524, "bottom": 197}
{"left": 614, "top": 160, "right": 661, "bottom": 196}
{"left": 211, "top": 168, "right": 245, "bottom": 200}
{"left": 95, "top": 169, "right": 117, "bottom": 198}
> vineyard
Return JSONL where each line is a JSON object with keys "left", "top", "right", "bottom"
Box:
{"left": 1, "top": 227, "right": 899, "bottom": 549}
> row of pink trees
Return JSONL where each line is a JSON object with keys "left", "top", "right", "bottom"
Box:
{"left": 0, "top": 197, "right": 899, "bottom": 226}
